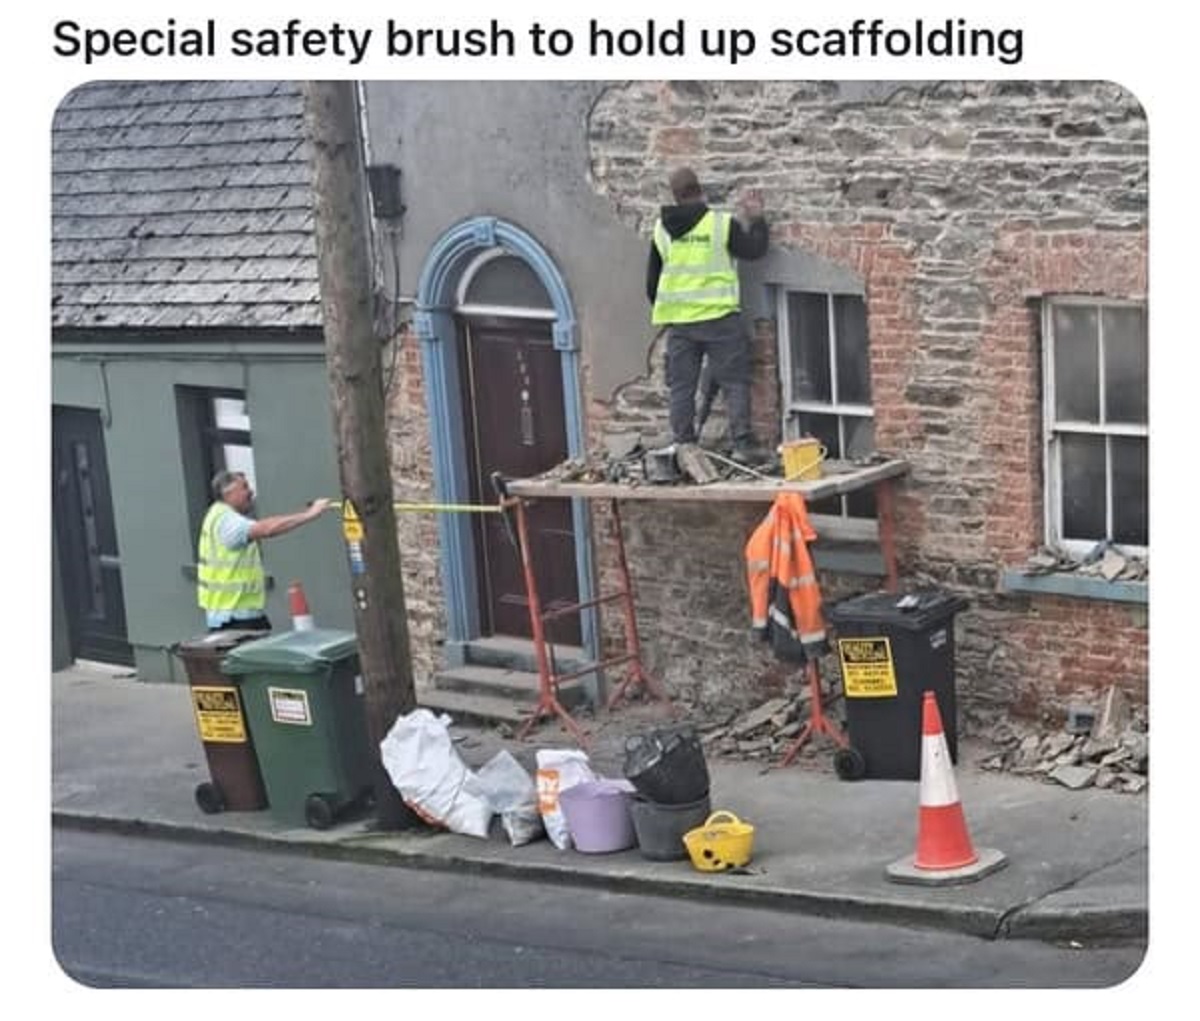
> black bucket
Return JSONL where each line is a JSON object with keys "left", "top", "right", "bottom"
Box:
{"left": 623, "top": 725, "right": 710, "bottom": 805}
{"left": 629, "top": 793, "right": 712, "bottom": 861}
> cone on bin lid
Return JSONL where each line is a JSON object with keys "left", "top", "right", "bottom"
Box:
{"left": 288, "top": 581, "right": 315, "bottom": 632}
{"left": 886, "top": 690, "right": 1007, "bottom": 886}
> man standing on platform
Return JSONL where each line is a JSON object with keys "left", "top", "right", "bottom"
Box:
{"left": 646, "top": 166, "right": 769, "bottom": 462}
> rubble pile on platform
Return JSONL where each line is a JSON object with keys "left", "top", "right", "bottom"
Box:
{"left": 538, "top": 436, "right": 781, "bottom": 487}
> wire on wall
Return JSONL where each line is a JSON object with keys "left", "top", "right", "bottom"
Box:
{"left": 356, "top": 83, "right": 409, "bottom": 398}
{"left": 381, "top": 219, "right": 404, "bottom": 397}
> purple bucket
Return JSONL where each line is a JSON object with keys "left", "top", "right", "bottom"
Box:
{"left": 558, "top": 779, "right": 636, "bottom": 853}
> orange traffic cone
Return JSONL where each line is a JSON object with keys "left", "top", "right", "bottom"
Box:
{"left": 886, "top": 690, "right": 1007, "bottom": 886}
{"left": 288, "top": 581, "right": 315, "bottom": 631}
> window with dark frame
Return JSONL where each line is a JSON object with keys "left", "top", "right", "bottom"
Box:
{"left": 1043, "top": 298, "right": 1147, "bottom": 553}
{"left": 778, "top": 290, "right": 875, "bottom": 518}
{"left": 206, "top": 395, "right": 256, "bottom": 491}
{"left": 177, "top": 388, "right": 258, "bottom": 545}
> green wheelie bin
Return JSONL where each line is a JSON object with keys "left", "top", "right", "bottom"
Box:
{"left": 221, "top": 628, "right": 375, "bottom": 830}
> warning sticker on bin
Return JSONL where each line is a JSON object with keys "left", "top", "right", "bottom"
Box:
{"left": 837, "top": 637, "right": 898, "bottom": 698}
{"left": 191, "top": 686, "right": 247, "bottom": 743}
{"left": 268, "top": 686, "right": 313, "bottom": 726}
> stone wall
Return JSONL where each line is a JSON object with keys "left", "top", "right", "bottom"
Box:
{"left": 383, "top": 325, "right": 444, "bottom": 688}
{"left": 582, "top": 80, "right": 1148, "bottom": 721}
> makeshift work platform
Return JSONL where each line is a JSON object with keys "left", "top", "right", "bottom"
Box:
{"left": 501, "top": 457, "right": 910, "bottom": 747}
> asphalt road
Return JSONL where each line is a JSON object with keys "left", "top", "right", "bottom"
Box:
{"left": 50, "top": 828, "right": 1145, "bottom": 989}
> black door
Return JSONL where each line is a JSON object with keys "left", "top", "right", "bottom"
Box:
{"left": 52, "top": 406, "right": 133, "bottom": 665}
{"left": 460, "top": 317, "right": 581, "bottom": 646}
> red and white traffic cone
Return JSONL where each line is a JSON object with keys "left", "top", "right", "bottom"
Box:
{"left": 886, "top": 690, "right": 1007, "bottom": 886}
{"left": 288, "top": 581, "right": 315, "bottom": 631}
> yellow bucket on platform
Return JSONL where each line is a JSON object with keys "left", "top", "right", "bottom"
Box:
{"left": 780, "top": 437, "right": 827, "bottom": 481}
{"left": 683, "top": 811, "right": 756, "bottom": 872}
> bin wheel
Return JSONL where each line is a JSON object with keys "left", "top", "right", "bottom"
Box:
{"left": 304, "top": 794, "right": 336, "bottom": 831}
{"left": 195, "top": 781, "right": 225, "bottom": 814}
{"left": 834, "top": 747, "right": 867, "bottom": 782}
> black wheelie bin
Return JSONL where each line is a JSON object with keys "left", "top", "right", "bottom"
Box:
{"left": 826, "top": 589, "right": 969, "bottom": 780}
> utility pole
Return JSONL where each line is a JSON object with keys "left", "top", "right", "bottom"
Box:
{"left": 302, "top": 81, "right": 417, "bottom": 830}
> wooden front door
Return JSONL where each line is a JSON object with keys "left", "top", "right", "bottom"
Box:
{"left": 52, "top": 406, "right": 133, "bottom": 665}
{"left": 460, "top": 317, "right": 580, "bottom": 645}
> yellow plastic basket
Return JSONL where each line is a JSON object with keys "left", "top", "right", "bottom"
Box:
{"left": 683, "top": 810, "right": 756, "bottom": 872}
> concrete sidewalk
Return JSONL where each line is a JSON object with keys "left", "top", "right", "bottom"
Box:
{"left": 50, "top": 663, "right": 1148, "bottom": 943}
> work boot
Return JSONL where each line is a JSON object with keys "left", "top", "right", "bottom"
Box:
{"left": 730, "top": 438, "right": 771, "bottom": 466}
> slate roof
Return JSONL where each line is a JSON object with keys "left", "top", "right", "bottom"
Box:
{"left": 51, "top": 80, "right": 322, "bottom": 331}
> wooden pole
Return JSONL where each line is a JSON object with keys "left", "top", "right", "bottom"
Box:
{"left": 301, "top": 81, "right": 418, "bottom": 829}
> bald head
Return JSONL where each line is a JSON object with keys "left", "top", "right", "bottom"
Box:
{"left": 669, "top": 167, "right": 702, "bottom": 203}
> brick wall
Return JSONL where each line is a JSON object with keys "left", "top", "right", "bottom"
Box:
{"left": 582, "top": 80, "right": 1148, "bottom": 722}
{"left": 382, "top": 82, "right": 1149, "bottom": 724}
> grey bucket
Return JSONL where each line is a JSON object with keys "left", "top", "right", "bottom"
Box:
{"left": 629, "top": 793, "right": 713, "bottom": 861}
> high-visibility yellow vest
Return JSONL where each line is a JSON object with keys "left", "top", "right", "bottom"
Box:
{"left": 651, "top": 210, "right": 739, "bottom": 326}
{"left": 196, "top": 503, "right": 265, "bottom": 612}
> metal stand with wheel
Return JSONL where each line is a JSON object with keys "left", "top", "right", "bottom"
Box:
{"left": 778, "top": 659, "right": 865, "bottom": 780}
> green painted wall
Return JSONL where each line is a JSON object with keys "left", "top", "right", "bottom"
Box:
{"left": 51, "top": 346, "right": 354, "bottom": 681}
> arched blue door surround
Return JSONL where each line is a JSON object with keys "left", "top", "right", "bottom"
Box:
{"left": 414, "top": 217, "right": 597, "bottom": 667}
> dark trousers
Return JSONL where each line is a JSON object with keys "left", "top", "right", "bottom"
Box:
{"left": 665, "top": 312, "right": 752, "bottom": 445}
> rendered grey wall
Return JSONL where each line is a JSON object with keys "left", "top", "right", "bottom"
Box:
{"left": 361, "top": 81, "right": 652, "bottom": 398}
{"left": 51, "top": 348, "right": 352, "bottom": 681}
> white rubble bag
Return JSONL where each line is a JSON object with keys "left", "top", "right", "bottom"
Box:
{"left": 535, "top": 748, "right": 597, "bottom": 850}
{"left": 475, "top": 749, "right": 545, "bottom": 846}
{"left": 379, "top": 709, "right": 493, "bottom": 838}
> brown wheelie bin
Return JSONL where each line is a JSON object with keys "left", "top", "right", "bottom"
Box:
{"left": 173, "top": 630, "right": 269, "bottom": 814}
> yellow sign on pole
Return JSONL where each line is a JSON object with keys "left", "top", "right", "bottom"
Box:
{"left": 342, "top": 499, "right": 363, "bottom": 541}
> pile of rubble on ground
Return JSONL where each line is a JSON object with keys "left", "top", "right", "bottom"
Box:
{"left": 692, "top": 683, "right": 1148, "bottom": 795}
{"left": 1019, "top": 541, "right": 1147, "bottom": 583}
{"left": 694, "top": 690, "right": 822, "bottom": 761}
{"left": 973, "top": 685, "right": 1148, "bottom": 794}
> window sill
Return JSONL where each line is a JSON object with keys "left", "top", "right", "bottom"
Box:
{"left": 1000, "top": 569, "right": 1147, "bottom": 605}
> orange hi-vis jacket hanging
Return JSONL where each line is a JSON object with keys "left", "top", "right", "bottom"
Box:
{"left": 745, "top": 492, "right": 827, "bottom": 660}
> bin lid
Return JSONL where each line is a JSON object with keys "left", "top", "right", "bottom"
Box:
{"left": 826, "top": 589, "right": 968, "bottom": 631}
{"left": 221, "top": 628, "right": 359, "bottom": 675}
{"left": 174, "top": 629, "right": 268, "bottom": 656}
